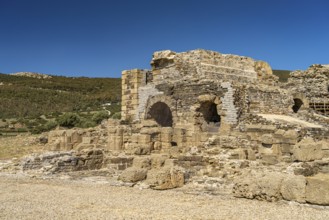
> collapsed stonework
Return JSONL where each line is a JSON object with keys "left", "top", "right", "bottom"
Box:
{"left": 40, "top": 49, "right": 329, "bottom": 205}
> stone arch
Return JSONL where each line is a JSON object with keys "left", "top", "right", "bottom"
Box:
{"left": 292, "top": 93, "right": 309, "bottom": 113}
{"left": 147, "top": 102, "right": 173, "bottom": 127}
{"left": 195, "top": 94, "right": 223, "bottom": 132}
{"left": 199, "top": 101, "right": 221, "bottom": 124}
{"left": 144, "top": 95, "right": 176, "bottom": 127}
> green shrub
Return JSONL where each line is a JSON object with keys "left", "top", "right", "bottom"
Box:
{"left": 57, "top": 113, "right": 81, "bottom": 128}
{"left": 111, "top": 112, "right": 121, "bottom": 120}
{"left": 92, "top": 111, "right": 110, "bottom": 124}
{"left": 17, "top": 128, "right": 28, "bottom": 132}
{"left": 77, "top": 118, "right": 97, "bottom": 128}
{"left": 44, "top": 120, "right": 58, "bottom": 131}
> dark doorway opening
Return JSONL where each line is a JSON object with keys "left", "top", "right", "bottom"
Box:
{"left": 292, "top": 98, "right": 303, "bottom": 113}
{"left": 199, "top": 102, "right": 221, "bottom": 124}
{"left": 198, "top": 101, "right": 221, "bottom": 132}
{"left": 147, "top": 102, "right": 173, "bottom": 127}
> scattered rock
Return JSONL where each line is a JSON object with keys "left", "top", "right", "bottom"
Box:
{"left": 146, "top": 167, "right": 185, "bottom": 190}
{"left": 118, "top": 167, "right": 148, "bottom": 183}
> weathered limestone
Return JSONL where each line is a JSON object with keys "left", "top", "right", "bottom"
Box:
{"left": 305, "top": 174, "right": 329, "bottom": 205}
{"left": 119, "top": 167, "right": 148, "bottom": 183}
{"left": 22, "top": 149, "right": 104, "bottom": 173}
{"left": 146, "top": 166, "right": 185, "bottom": 190}
{"left": 233, "top": 171, "right": 286, "bottom": 202}
{"left": 43, "top": 49, "right": 329, "bottom": 206}
{"left": 281, "top": 175, "right": 306, "bottom": 203}
{"left": 293, "top": 138, "right": 324, "bottom": 162}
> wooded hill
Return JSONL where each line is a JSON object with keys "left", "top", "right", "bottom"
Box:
{"left": 0, "top": 73, "right": 121, "bottom": 119}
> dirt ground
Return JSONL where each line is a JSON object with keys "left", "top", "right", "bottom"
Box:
{"left": 1, "top": 174, "right": 329, "bottom": 220}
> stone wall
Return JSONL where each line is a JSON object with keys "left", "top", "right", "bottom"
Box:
{"left": 247, "top": 85, "right": 292, "bottom": 114}
{"left": 286, "top": 64, "right": 329, "bottom": 115}
{"left": 42, "top": 49, "right": 329, "bottom": 206}
{"left": 121, "top": 69, "right": 147, "bottom": 121}
{"left": 150, "top": 50, "right": 262, "bottom": 84}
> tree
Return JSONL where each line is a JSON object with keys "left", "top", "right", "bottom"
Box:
{"left": 57, "top": 113, "right": 81, "bottom": 128}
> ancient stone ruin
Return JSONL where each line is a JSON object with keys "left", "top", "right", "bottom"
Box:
{"left": 38, "top": 49, "right": 329, "bottom": 205}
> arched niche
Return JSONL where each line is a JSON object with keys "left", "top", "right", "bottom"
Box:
{"left": 146, "top": 102, "right": 173, "bottom": 127}
{"left": 197, "top": 101, "right": 221, "bottom": 132}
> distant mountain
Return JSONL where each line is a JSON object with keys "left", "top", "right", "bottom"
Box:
{"left": 0, "top": 72, "right": 121, "bottom": 119}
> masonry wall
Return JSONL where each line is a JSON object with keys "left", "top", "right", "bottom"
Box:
{"left": 151, "top": 50, "right": 260, "bottom": 85}
{"left": 247, "top": 86, "right": 292, "bottom": 114}
{"left": 121, "top": 69, "right": 147, "bottom": 121}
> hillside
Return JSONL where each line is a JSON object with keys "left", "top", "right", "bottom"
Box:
{"left": 0, "top": 72, "right": 121, "bottom": 119}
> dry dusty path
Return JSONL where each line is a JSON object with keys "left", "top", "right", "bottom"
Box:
{"left": 1, "top": 174, "right": 329, "bottom": 220}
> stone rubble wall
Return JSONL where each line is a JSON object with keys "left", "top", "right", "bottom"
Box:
{"left": 41, "top": 49, "right": 329, "bottom": 206}
{"left": 22, "top": 149, "right": 104, "bottom": 173}
{"left": 121, "top": 69, "right": 147, "bottom": 121}
{"left": 150, "top": 50, "right": 263, "bottom": 85}
{"left": 286, "top": 64, "right": 329, "bottom": 115}
{"left": 247, "top": 85, "right": 292, "bottom": 114}
{"left": 137, "top": 84, "right": 163, "bottom": 120}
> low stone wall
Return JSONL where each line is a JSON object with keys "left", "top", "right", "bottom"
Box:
{"left": 22, "top": 149, "right": 104, "bottom": 173}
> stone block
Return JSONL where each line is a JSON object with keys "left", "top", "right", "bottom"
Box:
{"left": 138, "top": 134, "right": 151, "bottom": 144}
{"left": 261, "top": 134, "right": 273, "bottom": 145}
{"left": 161, "top": 142, "right": 172, "bottom": 149}
{"left": 260, "top": 125, "right": 276, "bottom": 132}
{"left": 134, "top": 144, "right": 152, "bottom": 155}
{"left": 261, "top": 154, "right": 278, "bottom": 165}
{"left": 282, "top": 130, "right": 298, "bottom": 144}
{"left": 281, "top": 144, "right": 293, "bottom": 154}
{"left": 233, "top": 171, "right": 285, "bottom": 202}
{"left": 151, "top": 155, "right": 167, "bottom": 168}
{"left": 293, "top": 138, "right": 323, "bottom": 162}
{"left": 281, "top": 175, "right": 306, "bottom": 203}
{"left": 118, "top": 167, "right": 148, "bottom": 183}
{"left": 141, "top": 120, "right": 158, "bottom": 127}
{"left": 82, "top": 137, "right": 92, "bottom": 144}
{"left": 272, "top": 144, "right": 282, "bottom": 156}
{"left": 160, "top": 133, "right": 172, "bottom": 142}
{"left": 133, "top": 157, "right": 151, "bottom": 169}
{"left": 273, "top": 129, "right": 285, "bottom": 138}
{"left": 306, "top": 174, "right": 329, "bottom": 205}
{"left": 145, "top": 167, "right": 185, "bottom": 190}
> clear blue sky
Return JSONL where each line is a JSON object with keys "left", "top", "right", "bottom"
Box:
{"left": 1, "top": 0, "right": 328, "bottom": 78}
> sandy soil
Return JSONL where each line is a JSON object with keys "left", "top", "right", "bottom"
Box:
{"left": 1, "top": 174, "right": 329, "bottom": 220}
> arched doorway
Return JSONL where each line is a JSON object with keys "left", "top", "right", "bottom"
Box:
{"left": 147, "top": 102, "right": 173, "bottom": 127}
{"left": 198, "top": 101, "right": 221, "bottom": 132}
{"left": 292, "top": 98, "right": 303, "bottom": 113}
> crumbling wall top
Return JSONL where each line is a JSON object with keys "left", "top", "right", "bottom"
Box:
{"left": 150, "top": 49, "right": 275, "bottom": 84}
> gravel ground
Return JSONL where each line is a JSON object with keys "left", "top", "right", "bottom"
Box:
{"left": 1, "top": 174, "right": 329, "bottom": 220}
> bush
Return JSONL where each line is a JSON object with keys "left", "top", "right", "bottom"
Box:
{"left": 44, "top": 120, "right": 58, "bottom": 130}
{"left": 77, "top": 118, "right": 97, "bottom": 128}
{"left": 92, "top": 111, "right": 110, "bottom": 124}
{"left": 111, "top": 112, "right": 121, "bottom": 120}
{"left": 57, "top": 113, "right": 81, "bottom": 128}
{"left": 17, "top": 128, "right": 28, "bottom": 132}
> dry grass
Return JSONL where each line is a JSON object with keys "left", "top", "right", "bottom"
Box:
{"left": 0, "top": 135, "right": 44, "bottom": 159}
